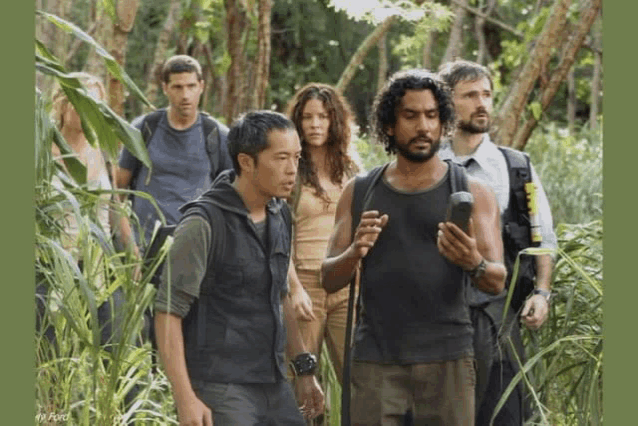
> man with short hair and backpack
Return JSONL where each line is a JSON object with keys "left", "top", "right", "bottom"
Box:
{"left": 113, "top": 55, "right": 232, "bottom": 262}
{"left": 438, "top": 60, "right": 557, "bottom": 426}
{"left": 322, "top": 69, "right": 506, "bottom": 425}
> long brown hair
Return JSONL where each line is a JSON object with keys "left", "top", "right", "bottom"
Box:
{"left": 286, "top": 83, "right": 359, "bottom": 202}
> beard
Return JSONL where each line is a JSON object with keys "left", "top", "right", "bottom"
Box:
{"left": 395, "top": 136, "right": 441, "bottom": 163}
{"left": 458, "top": 113, "right": 491, "bottom": 134}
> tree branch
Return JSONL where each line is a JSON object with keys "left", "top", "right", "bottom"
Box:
{"left": 511, "top": 0, "right": 603, "bottom": 149}
{"left": 448, "top": 0, "right": 602, "bottom": 55}
{"left": 492, "top": 0, "right": 572, "bottom": 147}
{"left": 336, "top": 15, "right": 396, "bottom": 93}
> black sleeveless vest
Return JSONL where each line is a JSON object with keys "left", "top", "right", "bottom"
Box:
{"left": 352, "top": 165, "right": 473, "bottom": 363}
{"left": 179, "top": 180, "right": 292, "bottom": 385}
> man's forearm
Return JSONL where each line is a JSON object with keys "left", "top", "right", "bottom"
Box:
{"left": 321, "top": 245, "right": 360, "bottom": 294}
{"left": 116, "top": 215, "right": 138, "bottom": 254}
{"left": 535, "top": 254, "right": 553, "bottom": 291}
{"left": 471, "top": 260, "right": 506, "bottom": 294}
{"left": 283, "top": 295, "right": 309, "bottom": 356}
{"left": 154, "top": 312, "right": 198, "bottom": 405}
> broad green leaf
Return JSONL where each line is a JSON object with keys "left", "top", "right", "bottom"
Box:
{"left": 36, "top": 11, "right": 154, "bottom": 110}
{"left": 35, "top": 58, "right": 152, "bottom": 171}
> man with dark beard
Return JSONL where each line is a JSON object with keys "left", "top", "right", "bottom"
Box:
{"left": 321, "top": 69, "right": 506, "bottom": 425}
{"left": 438, "top": 60, "right": 557, "bottom": 425}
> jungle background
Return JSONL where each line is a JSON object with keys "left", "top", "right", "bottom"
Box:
{"left": 33, "top": 0, "right": 603, "bottom": 424}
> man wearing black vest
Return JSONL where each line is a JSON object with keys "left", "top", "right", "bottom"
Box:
{"left": 322, "top": 70, "right": 506, "bottom": 425}
{"left": 154, "top": 111, "right": 324, "bottom": 425}
{"left": 438, "top": 60, "right": 557, "bottom": 425}
{"left": 114, "top": 55, "right": 232, "bottom": 259}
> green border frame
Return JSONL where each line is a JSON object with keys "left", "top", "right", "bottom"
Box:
{"left": 603, "top": 0, "right": 632, "bottom": 423}
{"left": 3, "top": 0, "right": 35, "bottom": 424}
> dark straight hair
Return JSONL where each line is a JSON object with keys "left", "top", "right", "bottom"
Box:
{"left": 227, "top": 110, "right": 296, "bottom": 175}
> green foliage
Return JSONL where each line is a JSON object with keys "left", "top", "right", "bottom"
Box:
{"left": 525, "top": 123, "right": 602, "bottom": 225}
{"left": 35, "top": 89, "right": 176, "bottom": 424}
{"left": 519, "top": 220, "right": 603, "bottom": 425}
{"left": 354, "top": 134, "right": 391, "bottom": 172}
{"left": 35, "top": 23, "right": 177, "bottom": 423}
{"left": 391, "top": 4, "right": 454, "bottom": 69}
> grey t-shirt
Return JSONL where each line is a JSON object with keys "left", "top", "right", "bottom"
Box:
{"left": 119, "top": 114, "right": 212, "bottom": 246}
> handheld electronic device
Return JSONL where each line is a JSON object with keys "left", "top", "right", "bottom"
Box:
{"left": 446, "top": 191, "right": 474, "bottom": 233}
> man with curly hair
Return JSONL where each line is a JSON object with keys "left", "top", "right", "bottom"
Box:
{"left": 322, "top": 69, "right": 506, "bottom": 425}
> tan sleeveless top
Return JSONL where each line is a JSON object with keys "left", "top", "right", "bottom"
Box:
{"left": 293, "top": 184, "right": 343, "bottom": 272}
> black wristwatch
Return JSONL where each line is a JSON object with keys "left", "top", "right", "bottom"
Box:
{"left": 291, "top": 353, "right": 317, "bottom": 376}
{"left": 533, "top": 288, "right": 551, "bottom": 302}
{"left": 468, "top": 258, "right": 487, "bottom": 281}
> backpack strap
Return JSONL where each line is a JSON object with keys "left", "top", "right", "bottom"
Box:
{"left": 351, "top": 163, "right": 390, "bottom": 233}
{"left": 498, "top": 146, "right": 537, "bottom": 311}
{"left": 129, "top": 109, "right": 165, "bottom": 191}
{"left": 201, "top": 112, "right": 232, "bottom": 181}
{"left": 444, "top": 158, "right": 469, "bottom": 194}
{"left": 498, "top": 147, "right": 532, "bottom": 220}
{"left": 342, "top": 162, "right": 388, "bottom": 426}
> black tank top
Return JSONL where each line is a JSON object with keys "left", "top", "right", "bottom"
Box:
{"left": 353, "top": 165, "right": 473, "bottom": 363}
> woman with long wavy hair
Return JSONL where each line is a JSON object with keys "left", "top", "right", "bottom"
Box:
{"left": 286, "top": 83, "right": 360, "bottom": 388}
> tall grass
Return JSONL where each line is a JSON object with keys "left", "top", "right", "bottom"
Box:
{"left": 35, "top": 84, "right": 178, "bottom": 423}
{"left": 520, "top": 220, "right": 603, "bottom": 426}
{"left": 35, "top": 25, "right": 179, "bottom": 422}
{"left": 525, "top": 124, "right": 602, "bottom": 225}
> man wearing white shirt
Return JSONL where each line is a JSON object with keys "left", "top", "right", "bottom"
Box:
{"left": 439, "top": 60, "right": 557, "bottom": 426}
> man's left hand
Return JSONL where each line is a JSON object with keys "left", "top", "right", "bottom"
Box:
{"left": 521, "top": 294, "right": 549, "bottom": 330}
{"left": 437, "top": 220, "right": 482, "bottom": 271}
{"left": 295, "top": 375, "right": 325, "bottom": 420}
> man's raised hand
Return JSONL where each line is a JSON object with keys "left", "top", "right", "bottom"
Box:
{"left": 352, "top": 211, "right": 389, "bottom": 259}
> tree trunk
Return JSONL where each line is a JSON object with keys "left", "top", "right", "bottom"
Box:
{"left": 36, "top": 0, "right": 56, "bottom": 92}
{"left": 107, "top": 0, "right": 140, "bottom": 117}
{"left": 567, "top": 69, "right": 576, "bottom": 134}
{"left": 510, "top": 0, "right": 603, "bottom": 149}
{"left": 492, "top": 0, "right": 572, "bottom": 147}
{"left": 252, "top": 0, "right": 272, "bottom": 110}
{"left": 225, "top": 0, "right": 249, "bottom": 124}
{"left": 84, "top": 2, "right": 111, "bottom": 86}
{"left": 377, "top": 33, "right": 388, "bottom": 93}
{"left": 336, "top": 15, "right": 396, "bottom": 93}
{"left": 475, "top": 0, "right": 496, "bottom": 65}
{"left": 422, "top": 30, "right": 436, "bottom": 70}
{"left": 53, "top": 0, "right": 72, "bottom": 65}
{"left": 441, "top": 0, "right": 468, "bottom": 64}
{"left": 145, "top": 0, "right": 182, "bottom": 107}
{"left": 589, "top": 12, "right": 602, "bottom": 132}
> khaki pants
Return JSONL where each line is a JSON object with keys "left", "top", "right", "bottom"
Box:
{"left": 294, "top": 269, "right": 355, "bottom": 384}
{"left": 351, "top": 358, "right": 476, "bottom": 426}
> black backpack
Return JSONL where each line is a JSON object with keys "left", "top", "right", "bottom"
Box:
{"left": 498, "top": 146, "right": 539, "bottom": 312}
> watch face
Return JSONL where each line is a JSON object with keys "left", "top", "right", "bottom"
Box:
{"left": 294, "top": 353, "right": 317, "bottom": 375}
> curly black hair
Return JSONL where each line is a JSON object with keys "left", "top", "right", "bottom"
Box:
{"left": 371, "top": 69, "right": 455, "bottom": 155}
